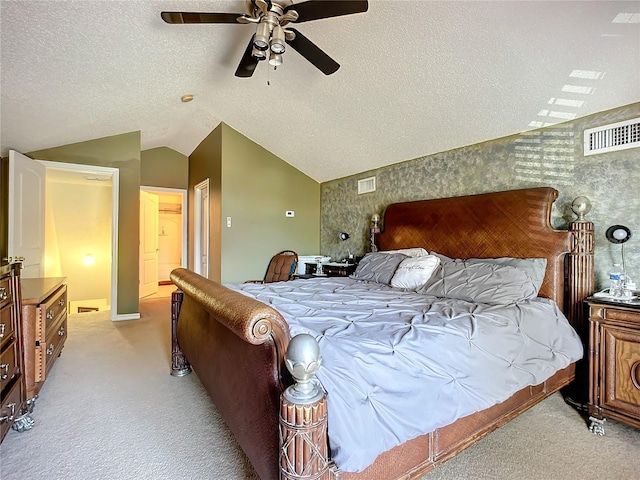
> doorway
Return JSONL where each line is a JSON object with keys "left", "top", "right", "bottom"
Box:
{"left": 42, "top": 162, "right": 118, "bottom": 317}
{"left": 139, "top": 186, "right": 187, "bottom": 297}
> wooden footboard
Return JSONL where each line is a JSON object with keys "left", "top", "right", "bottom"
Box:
{"left": 171, "top": 268, "right": 292, "bottom": 480}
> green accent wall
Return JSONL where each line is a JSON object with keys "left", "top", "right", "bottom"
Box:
{"left": 140, "top": 147, "right": 188, "bottom": 189}
{"left": 189, "top": 123, "right": 321, "bottom": 284}
{"left": 321, "top": 102, "right": 640, "bottom": 291}
{"left": 188, "top": 125, "right": 223, "bottom": 281}
{"left": 28, "top": 132, "right": 141, "bottom": 316}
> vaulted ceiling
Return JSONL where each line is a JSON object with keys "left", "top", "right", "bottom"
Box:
{"left": 1, "top": 1, "right": 638, "bottom": 182}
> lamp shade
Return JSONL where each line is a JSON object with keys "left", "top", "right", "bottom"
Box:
{"left": 605, "top": 225, "right": 631, "bottom": 244}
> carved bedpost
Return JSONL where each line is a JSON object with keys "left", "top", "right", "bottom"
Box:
{"left": 170, "top": 289, "right": 191, "bottom": 377}
{"left": 280, "top": 334, "right": 329, "bottom": 480}
{"left": 567, "top": 196, "right": 595, "bottom": 339}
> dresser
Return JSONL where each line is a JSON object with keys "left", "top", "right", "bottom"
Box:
{"left": 0, "top": 263, "right": 26, "bottom": 444}
{"left": 21, "top": 277, "right": 67, "bottom": 406}
{"left": 586, "top": 298, "right": 640, "bottom": 435}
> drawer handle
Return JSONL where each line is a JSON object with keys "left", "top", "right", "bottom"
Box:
{"left": 46, "top": 310, "right": 54, "bottom": 320}
{"left": 58, "top": 298, "right": 65, "bottom": 307}
{"left": 0, "top": 323, "right": 5, "bottom": 338}
{"left": 0, "top": 287, "right": 7, "bottom": 301}
{"left": 46, "top": 343, "right": 55, "bottom": 356}
{"left": 0, "top": 402, "right": 16, "bottom": 423}
{"left": 58, "top": 327, "right": 65, "bottom": 337}
{"left": 632, "top": 361, "right": 640, "bottom": 391}
{"left": 0, "top": 363, "right": 9, "bottom": 381}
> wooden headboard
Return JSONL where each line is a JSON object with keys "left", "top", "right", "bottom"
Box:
{"left": 375, "top": 188, "right": 590, "bottom": 319}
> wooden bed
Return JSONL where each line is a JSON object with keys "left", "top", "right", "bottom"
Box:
{"left": 170, "top": 187, "right": 594, "bottom": 480}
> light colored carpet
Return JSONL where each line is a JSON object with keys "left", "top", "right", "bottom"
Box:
{"left": 1, "top": 296, "right": 638, "bottom": 480}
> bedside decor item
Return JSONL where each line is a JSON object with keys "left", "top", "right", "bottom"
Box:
{"left": 338, "top": 232, "right": 353, "bottom": 262}
{"left": 606, "top": 224, "right": 633, "bottom": 296}
{"left": 370, "top": 213, "right": 380, "bottom": 252}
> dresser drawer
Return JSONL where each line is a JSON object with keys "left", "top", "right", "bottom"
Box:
{"left": 0, "top": 304, "right": 16, "bottom": 350}
{"left": 43, "top": 316, "right": 67, "bottom": 378}
{"left": 42, "top": 285, "right": 67, "bottom": 339}
{"left": 0, "top": 341, "right": 20, "bottom": 391}
{"left": 0, "top": 276, "right": 11, "bottom": 310}
{"left": 0, "top": 376, "right": 23, "bottom": 443}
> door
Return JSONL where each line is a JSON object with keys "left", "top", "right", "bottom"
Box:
{"left": 8, "top": 150, "right": 45, "bottom": 277}
{"left": 139, "top": 191, "right": 159, "bottom": 298}
{"left": 194, "top": 179, "right": 210, "bottom": 278}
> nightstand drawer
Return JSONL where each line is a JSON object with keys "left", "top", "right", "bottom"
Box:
{"left": 600, "top": 325, "right": 640, "bottom": 418}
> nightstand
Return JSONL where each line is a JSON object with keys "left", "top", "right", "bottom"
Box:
{"left": 586, "top": 297, "right": 640, "bottom": 435}
{"left": 322, "top": 263, "right": 357, "bottom": 277}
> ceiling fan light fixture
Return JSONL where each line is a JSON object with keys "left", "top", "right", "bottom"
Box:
{"left": 252, "top": 46, "right": 267, "bottom": 60}
{"left": 269, "top": 52, "right": 283, "bottom": 66}
{"left": 270, "top": 25, "right": 286, "bottom": 54}
{"left": 253, "top": 22, "right": 270, "bottom": 51}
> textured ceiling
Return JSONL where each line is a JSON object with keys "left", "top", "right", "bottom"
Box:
{"left": 1, "top": 1, "right": 639, "bottom": 182}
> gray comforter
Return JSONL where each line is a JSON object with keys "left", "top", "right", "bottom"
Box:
{"left": 231, "top": 277, "right": 583, "bottom": 472}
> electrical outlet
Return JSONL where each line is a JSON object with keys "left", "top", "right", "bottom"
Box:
{"left": 285, "top": 211, "right": 295, "bottom": 217}
{"left": 226, "top": 217, "right": 232, "bottom": 227}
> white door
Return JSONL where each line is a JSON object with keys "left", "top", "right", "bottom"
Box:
{"left": 8, "top": 150, "right": 45, "bottom": 278}
{"left": 139, "top": 191, "right": 159, "bottom": 298}
{"left": 194, "top": 179, "right": 210, "bottom": 278}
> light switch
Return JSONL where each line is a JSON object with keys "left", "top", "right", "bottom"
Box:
{"left": 286, "top": 211, "right": 295, "bottom": 217}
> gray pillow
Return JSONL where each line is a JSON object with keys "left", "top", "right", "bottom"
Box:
{"left": 466, "top": 257, "right": 547, "bottom": 294}
{"left": 350, "top": 252, "right": 408, "bottom": 284}
{"left": 417, "top": 261, "right": 538, "bottom": 305}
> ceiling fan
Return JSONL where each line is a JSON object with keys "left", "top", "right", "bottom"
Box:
{"left": 161, "top": 0, "right": 368, "bottom": 77}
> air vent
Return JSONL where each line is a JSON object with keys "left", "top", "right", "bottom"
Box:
{"left": 584, "top": 118, "right": 640, "bottom": 156}
{"left": 358, "top": 176, "right": 376, "bottom": 194}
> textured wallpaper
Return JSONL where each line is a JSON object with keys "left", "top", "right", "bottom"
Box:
{"left": 321, "top": 103, "right": 640, "bottom": 291}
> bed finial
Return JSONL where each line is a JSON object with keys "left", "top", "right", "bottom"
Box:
{"left": 283, "top": 334, "right": 324, "bottom": 403}
{"left": 280, "top": 334, "right": 329, "bottom": 479}
{"left": 567, "top": 195, "right": 595, "bottom": 339}
{"left": 571, "top": 196, "right": 592, "bottom": 221}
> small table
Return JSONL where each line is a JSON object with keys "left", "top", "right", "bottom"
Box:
{"left": 322, "top": 263, "right": 357, "bottom": 277}
{"left": 585, "top": 296, "right": 640, "bottom": 435}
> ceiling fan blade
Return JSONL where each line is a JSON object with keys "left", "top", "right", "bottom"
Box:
{"left": 284, "top": 1, "right": 368, "bottom": 23}
{"left": 235, "top": 35, "right": 260, "bottom": 78}
{"left": 161, "top": 11, "right": 249, "bottom": 24}
{"left": 286, "top": 28, "right": 339, "bottom": 75}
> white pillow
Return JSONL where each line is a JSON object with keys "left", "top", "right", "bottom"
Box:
{"left": 390, "top": 255, "right": 440, "bottom": 290}
{"left": 381, "top": 247, "right": 429, "bottom": 258}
